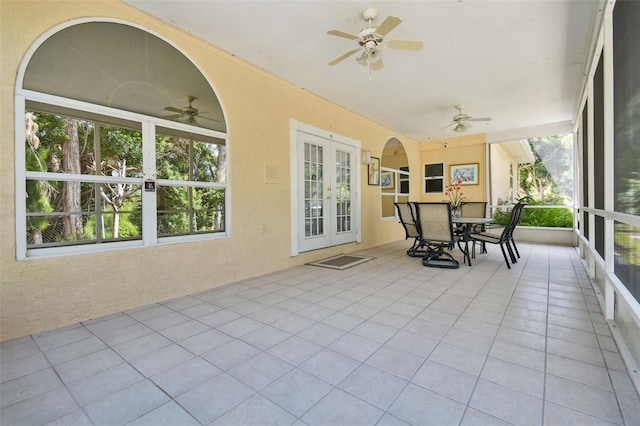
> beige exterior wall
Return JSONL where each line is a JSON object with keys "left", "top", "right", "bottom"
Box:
{"left": 489, "top": 143, "right": 517, "bottom": 206}
{"left": 0, "top": 1, "right": 427, "bottom": 341}
{"left": 419, "top": 134, "right": 487, "bottom": 203}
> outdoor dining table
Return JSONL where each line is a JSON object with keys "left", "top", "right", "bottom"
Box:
{"left": 451, "top": 217, "right": 494, "bottom": 266}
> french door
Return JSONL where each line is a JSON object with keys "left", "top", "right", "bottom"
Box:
{"left": 295, "top": 129, "right": 358, "bottom": 252}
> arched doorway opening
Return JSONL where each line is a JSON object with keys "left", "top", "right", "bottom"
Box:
{"left": 381, "top": 138, "right": 410, "bottom": 218}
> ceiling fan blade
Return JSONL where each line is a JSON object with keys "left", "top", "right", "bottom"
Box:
{"left": 467, "top": 117, "right": 492, "bottom": 122}
{"left": 439, "top": 122, "right": 455, "bottom": 130}
{"left": 387, "top": 40, "right": 423, "bottom": 50}
{"left": 164, "top": 106, "right": 183, "bottom": 113}
{"left": 197, "top": 115, "right": 222, "bottom": 123}
{"left": 327, "top": 29, "right": 359, "bottom": 40}
{"left": 371, "top": 58, "right": 384, "bottom": 71}
{"left": 376, "top": 16, "right": 402, "bottom": 36}
{"left": 329, "top": 48, "right": 360, "bottom": 65}
{"left": 162, "top": 113, "right": 183, "bottom": 120}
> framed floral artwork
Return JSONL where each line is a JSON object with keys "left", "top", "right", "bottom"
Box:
{"left": 450, "top": 163, "right": 479, "bottom": 185}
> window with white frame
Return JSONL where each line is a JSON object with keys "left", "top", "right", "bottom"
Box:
{"left": 424, "top": 162, "right": 445, "bottom": 193}
{"left": 17, "top": 21, "right": 228, "bottom": 258}
{"left": 22, "top": 104, "right": 226, "bottom": 254}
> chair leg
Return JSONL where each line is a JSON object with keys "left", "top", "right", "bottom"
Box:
{"left": 505, "top": 240, "right": 517, "bottom": 264}
{"left": 407, "top": 238, "right": 427, "bottom": 257}
{"left": 510, "top": 239, "right": 520, "bottom": 259}
{"left": 499, "top": 242, "right": 511, "bottom": 269}
{"left": 422, "top": 245, "right": 460, "bottom": 269}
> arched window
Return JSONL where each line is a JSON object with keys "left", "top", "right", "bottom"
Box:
{"left": 16, "top": 21, "right": 228, "bottom": 259}
{"left": 380, "top": 138, "right": 410, "bottom": 218}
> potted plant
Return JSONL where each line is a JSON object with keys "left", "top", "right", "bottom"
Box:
{"left": 445, "top": 178, "right": 466, "bottom": 217}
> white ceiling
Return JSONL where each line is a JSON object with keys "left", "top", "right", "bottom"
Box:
{"left": 124, "top": 0, "right": 602, "bottom": 142}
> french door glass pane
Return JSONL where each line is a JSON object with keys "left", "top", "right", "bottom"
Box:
{"left": 304, "top": 142, "right": 324, "bottom": 237}
{"left": 335, "top": 149, "right": 352, "bottom": 233}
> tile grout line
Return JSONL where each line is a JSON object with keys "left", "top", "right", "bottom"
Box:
{"left": 541, "top": 243, "right": 551, "bottom": 426}
{"left": 455, "top": 250, "right": 527, "bottom": 425}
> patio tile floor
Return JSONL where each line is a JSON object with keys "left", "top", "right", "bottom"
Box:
{"left": 1, "top": 241, "right": 639, "bottom": 425}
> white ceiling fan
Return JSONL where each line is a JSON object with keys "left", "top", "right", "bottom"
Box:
{"left": 327, "top": 8, "right": 423, "bottom": 76}
{"left": 162, "top": 95, "right": 219, "bottom": 125}
{"left": 441, "top": 105, "right": 492, "bottom": 133}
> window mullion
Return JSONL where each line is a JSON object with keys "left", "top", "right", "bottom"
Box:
{"left": 189, "top": 140, "right": 195, "bottom": 233}
{"left": 142, "top": 121, "right": 157, "bottom": 246}
{"left": 94, "top": 123, "right": 103, "bottom": 242}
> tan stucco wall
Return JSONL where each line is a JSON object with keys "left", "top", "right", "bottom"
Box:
{"left": 0, "top": 1, "right": 424, "bottom": 340}
{"left": 490, "top": 143, "right": 519, "bottom": 206}
{"left": 419, "top": 133, "right": 487, "bottom": 203}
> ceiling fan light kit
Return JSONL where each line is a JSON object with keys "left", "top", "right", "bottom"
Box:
{"left": 327, "top": 7, "right": 423, "bottom": 78}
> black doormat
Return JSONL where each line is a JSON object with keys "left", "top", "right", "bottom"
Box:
{"left": 306, "top": 254, "right": 374, "bottom": 270}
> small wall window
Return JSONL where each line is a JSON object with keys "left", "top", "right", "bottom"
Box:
{"left": 424, "top": 163, "right": 444, "bottom": 193}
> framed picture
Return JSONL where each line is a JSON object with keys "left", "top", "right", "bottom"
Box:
{"left": 381, "top": 171, "right": 394, "bottom": 189}
{"left": 368, "top": 157, "right": 380, "bottom": 185}
{"left": 450, "top": 163, "right": 479, "bottom": 185}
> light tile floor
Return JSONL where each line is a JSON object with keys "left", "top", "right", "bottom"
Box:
{"left": 2, "top": 241, "right": 640, "bottom": 425}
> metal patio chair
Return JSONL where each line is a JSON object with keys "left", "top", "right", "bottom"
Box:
{"left": 394, "top": 202, "right": 427, "bottom": 257}
{"left": 469, "top": 202, "right": 526, "bottom": 269}
{"left": 414, "top": 202, "right": 459, "bottom": 269}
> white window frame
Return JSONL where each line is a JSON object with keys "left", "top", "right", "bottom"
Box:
{"left": 16, "top": 91, "right": 229, "bottom": 260}
{"left": 381, "top": 166, "right": 410, "bottom": 219}
{"left": 424, "top": 162, "right": 445, "bottom": 194}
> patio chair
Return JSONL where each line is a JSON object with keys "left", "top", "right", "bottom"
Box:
{"left": 394, "top": 202, "right": 427, "bottom": 257}
{"left": 461, "top": 201, "right": 488, "bottom": 221}
{"left": 414, "top": 202, "right": 459, "bottom": 269}
{"left": 469, "top": 202, "right": 526, "bottom": 269}
{"left": 461, "top": 201, "right": 488, "bottom": 253}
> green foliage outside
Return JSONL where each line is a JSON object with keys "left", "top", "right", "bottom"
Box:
{"left": 519, "top": 135, "right": 573, "bottom": 204}
{"left": 155, "top": 135, "right": 225, "bottom": 235}
{"left": 83, "top": 199, "right": 142, "bottom": 240}
{"left": 615, "top": 224, "right": 640, "bottom": 265}
{"left": 493, "top": 201, "right": 573, "bottom": 228}
{"left": 493, "top": 135, "right": 574, "bottom": 227}
{"left": 25, "top": 110, "right": 224, "bottom": 246}
{"left": 616, "top": 176, "right": 640, "bottom": 216}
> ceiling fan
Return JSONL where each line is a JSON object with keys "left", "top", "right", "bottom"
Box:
{"left": 162, "top": 96, "right": 218, "bottom": 125}
{"left": 441, "top": 105, "right": 492, "bottom": 133}
{"left": 327, "top": 8, "right": 423, "bottom": 76}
